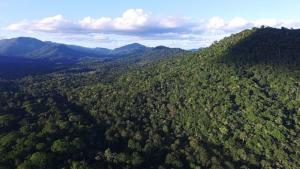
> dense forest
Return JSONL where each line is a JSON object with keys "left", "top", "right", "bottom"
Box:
{"left": 0, "top": 27, "right": 299, "bottom": 169}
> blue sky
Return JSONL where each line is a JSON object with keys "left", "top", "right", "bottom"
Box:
{"left": 1, "top": 0, "right": 300, "bottom": 49}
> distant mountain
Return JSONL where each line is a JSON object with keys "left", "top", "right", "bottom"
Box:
{"left": 0, "top": 37, "right": 101, "bottom": 62}
{"left": 0, "top": 37, "right": 47, "bottom": 57}
{"left": 0, "top": 37, "right": 188, "bottom": 78}
{"left": 112, "top": 45, "right": 187, "bottom": 66}
{"left": 26, "top": 44, "right": 98, "bottom": 62}
{"left": 67, "top": 43, "right": 149, "bottom": 56}
{"left": 112, "top": 43, "right": 148, "bottom": 55}
{"left": 135, "top": 46, "right": 186, "bottom": 66}
{"left": 66, "top": 45, "right": 112, "bottom": 56}
{"left": 0, "top": 38, "right": 186, "bottom": 61}
{"left": 153, "top": 46, "right": 171, "bottom": 50}
{"left": 94, "top": 47, "right": 112, "bottom": 55}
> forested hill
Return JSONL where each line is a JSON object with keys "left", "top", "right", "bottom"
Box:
{"left": 209, "top": 27, "right": 300, "bottom": 65}
{"left": 0, "top": 27, "right": 299, "bottom": 169}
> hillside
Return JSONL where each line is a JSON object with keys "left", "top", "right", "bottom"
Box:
{"left": 0, "top": 28, "right": 299, "bottom": 169}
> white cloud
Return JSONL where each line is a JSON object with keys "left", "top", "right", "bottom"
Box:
{"left": 79, "top": 17, "right": 112, "bottom": 30}
{"left": 6, "top": 15, "right": 78, "bottom": 33}
{"left": 254, "top": 19, "right": 277, "bottom": 27}
{"left": 113, "top": 9, "right": 149, "bottom": 30}
{"left": 7, "top": 20, "right": 29, "bottom": 31}
{"left": 5, "top": 9, "right": 192, "bottom": 35}
{"left": 34, "top": 15, "right": 64, "bottom": 31}
{"left": 5, "top": 9, "right": 300, "bottom": 48}
{"left": 226, "top": 17, "right": 250, "bottom": 30}
{"left": 252, "top": 19, "right": 300, "bottom": 29}
{"left": 207, "top": 17, "right": 225, "bottom": 30}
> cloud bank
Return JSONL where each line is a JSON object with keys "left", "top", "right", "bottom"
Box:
{"left": 5, "top": 9, "right": 300, "bottom": 48}
{"left": 7, "top": 9, "right": 192, "bottom": 36}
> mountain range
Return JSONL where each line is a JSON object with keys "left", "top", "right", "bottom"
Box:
{"left": 0, "top": 37, "right": 187, "bottom": 62}
{"left": 0, "top": 37, "right": 188, "bottom": 78}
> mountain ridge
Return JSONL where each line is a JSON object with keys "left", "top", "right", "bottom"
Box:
{"left": 0, "top": 37, "right": 187, "bottom": 61}
{"left": 0, "top": 37, "right": 189, "bottom": 78}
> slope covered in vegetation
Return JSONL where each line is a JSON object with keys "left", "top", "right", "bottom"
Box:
{"left": 0, "top": 27, "right": 299, "bottom": 169}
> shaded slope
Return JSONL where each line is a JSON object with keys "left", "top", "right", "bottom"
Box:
{"left": 202, "top": 27, "right": 300, "bottom": 66}
{"left": 0, "top": 55, "right": 61, "bottom": 78}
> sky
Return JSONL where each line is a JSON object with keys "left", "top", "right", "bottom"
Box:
{"left": 1, "top": 0, "right": 300, "bottom": 49}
